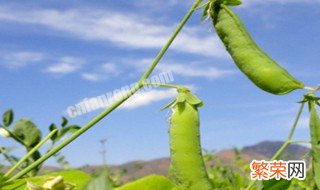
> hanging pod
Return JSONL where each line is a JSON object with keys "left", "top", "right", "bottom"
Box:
{"left": 164, "top": 87, "right": 213, "bottom": 190}
{"left": 204, "top": 0, "right": 304, "bottom": 95}
{"left": 304, "top": 93, "right": 320, "bottom": 189}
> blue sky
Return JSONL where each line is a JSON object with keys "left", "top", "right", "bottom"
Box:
{"left": 0, "top": 0, "right": 319, "bottom": 167}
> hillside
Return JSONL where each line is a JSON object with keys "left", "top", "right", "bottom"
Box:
{"left": 242, "top": 140, "right": 309, "bottom": 160}
{"left": 80, "top": 140, "right": 310, "bottom": 183}
{"left": 1, "top": 141, "right": 309, "bottom": 183}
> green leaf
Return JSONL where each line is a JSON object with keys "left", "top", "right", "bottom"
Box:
{"left": 12, "top": 119, "right": 42, "bottom": 148}
{"left": 29, "top": 150, "right": 42, "bottom": 163}
{"left": 1, "top": 170, "right": 90, "bottom": 190}
{"left": 59, "top": 126, "right": 80, "bottom": 139}
{"left": 262, "top": 178, "right": 291, "bottom": 190}
{"left": 61, "top": 117, "right": 68, "bottom": 127}
{"left": 163, "top": 87, "right": 203, "bottom": 111}
{"left": 84, "top": 167, "right": 113, "bottom": 190}
{"left": 55, "top": 125, "right": 80, "bottom": 143}
{"left": 224, "top": 0, "right": 242, "bottom": 6}
{"left": 53, "top": 152, "right": 69, "bottom": 169}
{"left": 184, "top": 91, "right": 203, "bottom": 107}
{"left": 3, "top": 109, "right": 13, "bottom": 127}
{"left": 49, "top": 123, "right": 57, "bottom": 131}
{"left": 0, "top": 176, "right": 8, "bottom": 188}
{"left": 161, "top": 99, "right": 176, "bottom": 111}
{"left": 116, "top": 175, "right": 175, "bottom": 190}
{"left": 201, "top": 3, "right": 210, "bottom": 21}
{"left": 49, "top": 124, "right": 58, "bottom": 141}
{"left": 176, "top": 93, "right": 186, "bottom": 103}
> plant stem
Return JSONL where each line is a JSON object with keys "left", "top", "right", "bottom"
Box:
{"left": 1, "top": 127, "right": 27, "bottom": 147}
{"left": 0, "top": 146, "right": 16, "bottom": 166}
{"left": 4, "top": 129, "right": 58, "bottom": 178}
{"left": 138, "top": 0, "right": 203, "bottom": 82}
{"left": 245, "top": 102, "right": 305, "bottom": 190}
{"left": 7, "top": 0, "right": 203, "bottom": 181}
{"left": 195, "top": 1, "right": 209, "bottom": 10}
{"left": 270, "top": 141, "right": 290, "bottom": 161}
{"left": 289, "top": 140, "right": 310, "bottom": 145}
{"left": 143, "top": 82, "right": 181, "bottom": 89}
{"left": 287, "top": 102, "right": 305, "bottom": 140}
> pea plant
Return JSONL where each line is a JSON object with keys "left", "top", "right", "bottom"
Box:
{"left": 0, "top": 110, "right": 81, "bottom": 185}
{"left": 0, "top": 0, "right": 319, "bottom": 189}
{"left": 0, "top": 109, "right": 44, "bottom": 177}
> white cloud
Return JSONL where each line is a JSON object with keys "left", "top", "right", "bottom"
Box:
{"left": 136, "top": 0, "right": 320, "bottom": 8}
{"left": 0, "top": 6, "right": 227, "bottom": 58}
{"left": 242, "top": 0, "right": 320, "bottom": 7}
{"left": 293, "top": 106, "right": 320, "bottom": 129}
{"left": 173, "top": 28, "right": 228, "bottom": 58}
{"left": 157, "top": 63, "right": 236, "bottom": 79}
{"left": 81, "top": 73, "right": 101, "bottom": 81}
{"left": 278, "top": 115, "right": 309, "bottom": 130}
{"left": 45, "top": 56, "right": 84, "bottom": 74}
{"left": 276, "top": 106, "right": 320, "bottom": 129}
{"left": 81, "top": 63, "right": 119, "bottom": 82}
{"left": 67, "top": 81, "right": 197, "bottom": 116}
{"left": 133, "top": 0, "right": 193, "bottom": 8}
{"left": 46, "top": 63, "right": 77, "bottom": 74}
{"left": 130, "top": 0, "right": 320, "bottom": 9}
{"left": 133, "top": 58, "right": 236, "bottom": 79}
{"left": 1, "top": 51, "right": 44, "bottom": 68}
{"left": 296, "top": 116, "right": 309, "bottom": 129}
{"left": 134, "top": 0, "right": 319, "bottom": 9}
{"left": 102, "top": 63, "right": 119, "bottom": 75}
{"left": 121, "top": 89, "right": 177, "bottom": 109}
{"left": 255, "top": 107, "right": 297, "bottom": 117}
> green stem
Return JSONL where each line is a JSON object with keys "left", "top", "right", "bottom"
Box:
{"left": 271, "top": 102, "right": 305, "bottom": 160}
{"left": 0, "top": 146, "right": 16, "bottom": 166}
{"left": 143, "top": 82, "right": 181, "bottom": 89}
{"left": 8, "top": 0, "right": 203, "bottom": 182}
{"left": 289, "top": 140, "right": 310, "bottom": 145}
{"left": 4, "top": 129, "right": 58, "bottom": 178}
{"left": 195, "top": 1, "right": 209, "bottom": 10}
{"left": 270, "top": 141, "right": 290, "bottom": 161}
{"left": 287, "top": 102, "right": 305, "bottom": 140}
{"left": 1, "top": 127, "right": 27, "bottom": 147}
{"left": 139, "top": 0, "right": 203, "bottom": 82}
{"left": 245, "top": 102, "right": 305, "bottom": 190}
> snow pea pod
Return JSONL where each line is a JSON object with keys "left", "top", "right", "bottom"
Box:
{"left": 204, "top": 0, "right": 304, "bottom": 95}
{"left": 164, "top": 87, "right": 213, "bottom": 190}
{"left": 306, "top": 93, "right": 320, "bottom": 189}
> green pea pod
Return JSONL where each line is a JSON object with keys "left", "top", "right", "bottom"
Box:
{"left": 204, "top": 0, "right": 304, "bottom": 95}
{"left": 165, "top": 87, "right": 213, "bottom": 190}
{"left": 306, "top": 94, "right": 320, "bottom": 189}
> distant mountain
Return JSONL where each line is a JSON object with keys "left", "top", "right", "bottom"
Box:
{"left": 81, "top": 158, "right": 170, "bottom": 183}
{"left": 80, "top": 140, "right": 310, "bottom": 183}
{"left": 1, "top": 141, "right": 309, "bottom": 184}
{"left": 242, "top": 140, "right": 310, "bottom": 160}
